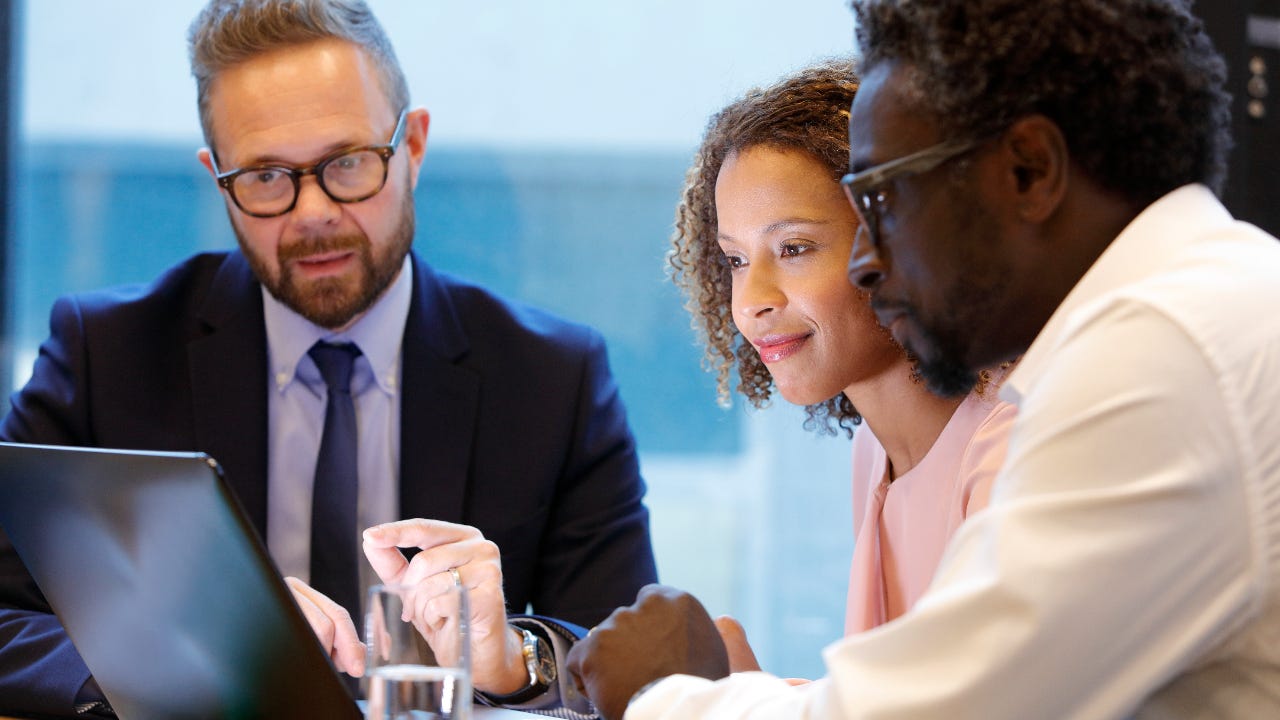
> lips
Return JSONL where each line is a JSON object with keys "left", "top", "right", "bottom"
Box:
{"left": 297, "top": 249, "right": 353, "bottom": 265}
{"left": 752, "top": 333, "right": 811, "bottom": 364}
{"left": 873, "top": 308, "right": 904, "bottom": 332}
{"left": 869, "top": 295, "right": 907, "bottom": 327}
{"left": 292, "top": 249, "right": 356, "bottom": 276}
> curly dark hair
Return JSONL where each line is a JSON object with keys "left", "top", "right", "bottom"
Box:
{"left": 668, "top": 59, "right": 866, "bottom": 437}
{"left": 851, "top": 0, "right": 1232, "bottom": 206}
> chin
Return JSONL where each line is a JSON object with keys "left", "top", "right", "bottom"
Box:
{"left": 915, "top": 356, "right": 978, "bottom": 398}
{"left": 775, "top": 383, "right": 833, "bottom": 408}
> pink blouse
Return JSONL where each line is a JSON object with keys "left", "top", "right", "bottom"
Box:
{"left": 844, "top": 391, "right": 1017, "bottom": 634}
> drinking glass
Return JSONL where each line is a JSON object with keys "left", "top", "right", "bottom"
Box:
{"left": 364, "top": 582, "right": 471, "bottom": 720}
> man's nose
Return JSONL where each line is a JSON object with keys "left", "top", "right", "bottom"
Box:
{"left": 847, "top": 224, "right": 885, "bottom": 290}
{"left": 290, "top": 175, "right": 342, "bottom": 227}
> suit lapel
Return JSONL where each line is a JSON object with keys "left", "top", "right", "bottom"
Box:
{"left": 181, "top": 252, "right": 475, "bottom": 535}
{"left": 188, "top": 253, "right": 271, "bottom": 536}
{"left": 399, "top": 254, "right": 478, "bottom": 524}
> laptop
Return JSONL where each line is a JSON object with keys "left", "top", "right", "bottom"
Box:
{"left": 0, "top": 442, "right": 362, "bottom": 720}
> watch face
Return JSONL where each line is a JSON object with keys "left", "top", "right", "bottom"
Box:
{"left": 532, "top": 635, "right": 557, "bottom": 684}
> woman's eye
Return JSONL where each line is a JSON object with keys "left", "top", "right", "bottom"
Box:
{"left": 780, "top": 242, "right": 811, "bottom": 258}
{"left": 723, "top": 255, "right": 745, "bottom": 269}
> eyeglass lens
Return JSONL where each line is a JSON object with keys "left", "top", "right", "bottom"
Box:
{"left": 232, "top": 148, "right": 388, "bottom": 216}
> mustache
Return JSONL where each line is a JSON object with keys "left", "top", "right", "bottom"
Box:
{"left": 277, "top": 234, "right": 366, "bottom": 261}
{"left": 869, "top": 296, "right": 912, "bottom": 318}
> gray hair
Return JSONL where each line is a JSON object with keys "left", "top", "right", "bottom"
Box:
{"left": 188, "top": 0, "right": 409, "bottom": 150}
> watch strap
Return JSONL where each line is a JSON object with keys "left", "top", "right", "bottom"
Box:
{"left": 478, "top": 626, "right": 555, "bottom": 705}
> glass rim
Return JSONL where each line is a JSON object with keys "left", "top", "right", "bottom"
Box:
{"left": 209, "top": 108, "right": 409, "bottom": 217}
{"left": 840, "top": 136, "right": 983, "bottom": 199}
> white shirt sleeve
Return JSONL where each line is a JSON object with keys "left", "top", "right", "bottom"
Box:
{"left": 626, "top": 297, "right": 1260, "bottom": 720}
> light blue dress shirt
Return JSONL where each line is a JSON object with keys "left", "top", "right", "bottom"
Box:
{"left": 261, "top": 255, "right": 412, "bottom": 597}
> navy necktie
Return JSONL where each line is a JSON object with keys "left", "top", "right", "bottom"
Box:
{"left": 308, "top": 341, "right": 362, "bottom": 624}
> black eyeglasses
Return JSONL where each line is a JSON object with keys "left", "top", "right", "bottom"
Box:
{"left": 840, "top": 137, "right": 982, "bottom": 248}
{"left": 211, "top": 109, "right": 409, "bottom": 218}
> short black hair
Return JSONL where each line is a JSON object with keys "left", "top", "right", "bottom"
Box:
{"left": 851, "top": 0, "right": 1232, "bottom": 207}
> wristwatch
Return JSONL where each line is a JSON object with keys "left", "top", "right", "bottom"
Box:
{"left": 482, "top": 626, "right": 557, "bottom": 705}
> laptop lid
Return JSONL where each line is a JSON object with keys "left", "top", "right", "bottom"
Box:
{"left": 0, "top": 442, "right": 361, "bottom": 720}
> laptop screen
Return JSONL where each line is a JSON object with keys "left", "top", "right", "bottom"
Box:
{"left": 0, "top": 442, "right": 361, "bottom": 719}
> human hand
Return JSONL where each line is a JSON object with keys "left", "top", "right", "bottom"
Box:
{"left": 714, "top": 615, "right": 808, "bottom": 685}
{"left": 713, "top": 615, "right": 763, "bottom": 673}
{"left": 362, "top": 519, "right": 527, "bottom": 694}
{"left": 566, "top": 584, "right": 729, "bottom": 720}
{"left": 284, "top": 576, "right": 366, "bottom": 676}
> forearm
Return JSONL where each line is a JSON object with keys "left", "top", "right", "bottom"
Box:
{"left": 627, "top": 673, "right": 814, "bottom": 720}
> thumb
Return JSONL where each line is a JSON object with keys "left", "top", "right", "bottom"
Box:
{"left": 363, "top": 527, "right": 410, "bottom": 584}
{"left": 714, "top": 615, "right": 762, "bottom": 673}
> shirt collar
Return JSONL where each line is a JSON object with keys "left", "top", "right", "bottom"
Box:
{"left": 1001, "top": 184, "right": 1231, "bottom": 405}
{"left": 263, "top": 254, "right": 413, "bottom": 396}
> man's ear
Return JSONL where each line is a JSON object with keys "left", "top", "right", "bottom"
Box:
{"left": 197, "top": 147, "right": 217, "bottom": 178}
{"left": 403, "top": 108, "right": 430, "bottom": 191}
{"left": 1000, "top": 114, "right": 1068, "bottom": 224}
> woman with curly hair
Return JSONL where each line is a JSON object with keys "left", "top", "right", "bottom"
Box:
{"left": 668, "top": 59, "right": 1016, "bottom": 661}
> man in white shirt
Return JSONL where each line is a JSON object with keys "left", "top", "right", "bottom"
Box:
{"left": 567, "top": 1, "right": 1280, "bottom": 718}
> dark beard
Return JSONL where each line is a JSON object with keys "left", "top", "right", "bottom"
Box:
{"left": 912, "top": 346, "right": 979, "bottom": 398}
{"left": 906, "top": 185, "right": 1004, "bottom": 398}
{"left": 234, "top": 191, "right": 415, "bottom": 329}
{"left": 896, "top": 305, "right": 980, "bottom": 398}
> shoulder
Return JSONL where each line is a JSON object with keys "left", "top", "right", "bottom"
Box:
{"left": 1127, "top": 226, "right": 1280, "bottom": 374}
{"left": 954, "top": 393, "right": 1016, "bottom": 465}
{"left": 952, "top": 392, "right": 1018, "bottom": 515}
{"left": 1056, "top": 218, "right": 1280, "bottom": 389}
{"left": 56, "top": 251, "right": 237, "bottom": 324}
{"left": 850, "top": 423, "right": 887, "bottom": 499}
{"left": 969, "top": 392, "right": 1018, "bottom": 440}
{"left": 425, "top": 265, "right": 604, "bottom": 358}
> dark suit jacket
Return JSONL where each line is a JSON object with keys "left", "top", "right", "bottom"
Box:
{"left": 0, "top": 250, "right": 657, "bottom": 717}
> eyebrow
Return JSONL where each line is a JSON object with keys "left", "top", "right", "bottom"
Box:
{"left": 233, "top": 139, "right": 363, "bottom": 169}
{"left": 717, "top": 217, "right": 832, "bottom": 243}
{"left": 234, "top": 122, "right": 394, "bottom": 169}
{"left": 765, "top": 217, "right": 830, "bottom": 233}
